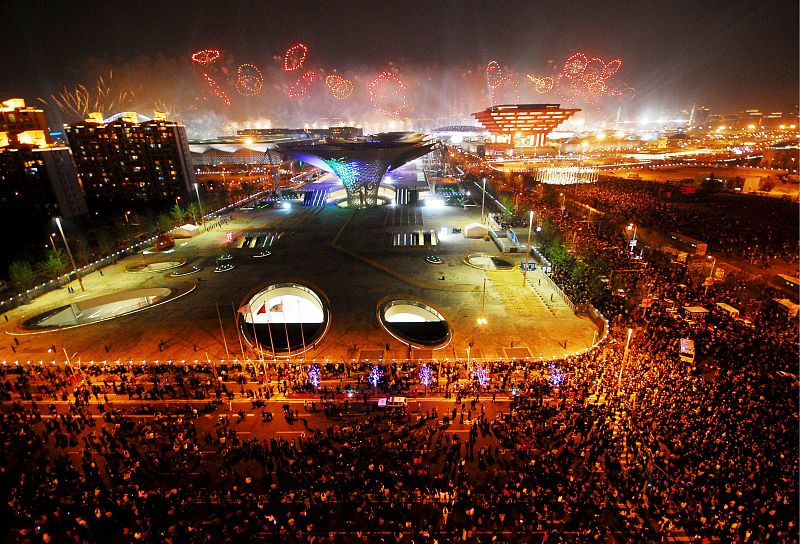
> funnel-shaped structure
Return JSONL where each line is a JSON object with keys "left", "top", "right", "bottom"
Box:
{"left": 279, "top": 133, "right": 437, "bottom": 207}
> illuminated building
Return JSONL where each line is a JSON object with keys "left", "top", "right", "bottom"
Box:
{"left": 190, "top": 128, "right": 366, "bottom": 169}
{"left": 533, "top": 166, "right": 598, "bottom": 185}
{"left": 189, "top": 139, "right": 282, "bottom": 168}
{"left": 279, "top": 133, "right": 437, "bottom": 207}
{"left": 0, "top": 98, "right": 52, "bottom": 145}
{"left": 472, "top": 104, "right": 579, "bottom": 148}
{"left": 0, "top": 98, "right": 87, "bottom": 220}
{"left": 238, "top": 126, "right": 363, "bottom": 139}
{"left": 65, "top": 112, "right": 196, "bottom": 208}
{"left": 0, "top": 144, "right": 88, "bottom": 219}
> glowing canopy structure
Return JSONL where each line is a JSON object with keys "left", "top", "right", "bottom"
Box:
{"left": 279, "top": 133, "right": 437, "bottom": 207}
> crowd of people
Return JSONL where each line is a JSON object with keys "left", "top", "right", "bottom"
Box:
{"left": 574, "top": 179, "right": 799, "bottom": 263}
{"left": 1, "top": 172, "right": 798, "bottom": 543}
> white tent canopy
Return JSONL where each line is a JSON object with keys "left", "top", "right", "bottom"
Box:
{"left": 172, "top": 224, "right": 201, "bottom": 238}
{"left": 463, "top": 223, "right": 489, "bottom": 238}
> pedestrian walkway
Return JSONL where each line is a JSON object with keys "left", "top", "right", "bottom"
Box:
{"left": 528, "top": 269, "right": 574, "bottom": 317}
{"left": 486, "top": 269, "right": 552, "bottom": 320}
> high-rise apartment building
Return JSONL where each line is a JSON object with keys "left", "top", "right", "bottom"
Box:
{"left": 0, "top": 98, "right": 52, "bottom": 145}
{"left": 0, "top": 98, "right": 87, "bottom": 220}
{"left": 0, "top": 144, "right": 88, "bottom": 219}
{"left": 65, "top": 112, "right": 196, "bottom": 208}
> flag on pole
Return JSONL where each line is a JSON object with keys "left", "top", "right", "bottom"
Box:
{"left": 269, "top": 302, "right": 283, "bottom": 313}
{"left": 237, "top": 304, "right": 251, "bottom": 315}
{"left": 256, "top": 303, "right": 267, "bottom": 315}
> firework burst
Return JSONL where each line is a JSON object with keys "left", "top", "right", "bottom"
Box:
{"left": 43, "top": 71, "right": 135, "bottom": 120}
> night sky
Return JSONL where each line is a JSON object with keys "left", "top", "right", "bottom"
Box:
{"left": 1, "top": 0, "right": 797, "bottom": 128}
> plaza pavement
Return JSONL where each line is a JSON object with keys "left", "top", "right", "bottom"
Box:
{"left": 1, "top": 194, "right": 599, "bottom": 366}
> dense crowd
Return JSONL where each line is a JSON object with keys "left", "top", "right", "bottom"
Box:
{"left": 1, "top": 175, "right": 798, "bottom": 543}
{"left": 1, "top": 287, "right": 796, "bottom": 542}
{"left": 574, "top": 179, "right": 799, "bottom": 262}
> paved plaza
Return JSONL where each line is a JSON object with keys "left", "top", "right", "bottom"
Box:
{"left": 2, "top": 178, "right": 598, "bottom": 365}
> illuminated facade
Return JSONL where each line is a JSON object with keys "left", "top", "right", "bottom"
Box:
{"left": 0, "top": 98, "right": 52, "bottom": 146}
{"left": 472, "top": 104, "right": 580, "bottom": 147}
{"left": 534, "top": 166, "right": 598, "bottom": 185}
{"left": 65, "top": 112, "right": 196, "bottom": 208}
{"left": 0, "top": 98, "right": 87, "bottom": 220}
{"left": 279, "top": 133, "right": 437, "bottom": 207}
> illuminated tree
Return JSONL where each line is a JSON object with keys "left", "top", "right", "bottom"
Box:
{"left": 8, "top": 260, "right": 35, "bottom": 291}
{"left": 170, "top": 203, "right": 187, "bottom": 224}
{"left": 42, "top": 248, "right": 67, "bottom": 278}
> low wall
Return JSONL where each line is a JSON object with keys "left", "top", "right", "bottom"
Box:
{"left": 73, "top": 288, "right": 171, "bottom": 312}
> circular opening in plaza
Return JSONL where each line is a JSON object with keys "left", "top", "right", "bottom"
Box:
{"left": 464, "top": 253, "right": 515, "bottom": 270}
{"left": 125, "top": 259, "right": 185, "bottom": 273}
{"left": 238, "top": 282, "right": 330, "bottom": 357}
{"left": 378, "top": 298, "right": 451, "bottom": 348}
{"left": 21, "top": 287, "right": 173, "bottom": 329}
{"left": 334, "top": 196, "right": 390, "bottom": 208}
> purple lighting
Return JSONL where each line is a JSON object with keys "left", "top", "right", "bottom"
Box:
{"left": 548, "top": 362, "right": 565, "bottom": 387}
{"left": 473, "top": 366, "right": 490, "bottom": 387}
{"left": 369, "top": 365, "right": 383, "bottom": 387}
{"left": 419, "top": 364, "right": 433, "bottom": 387}
{"left": 308, "top": 365, "right": 321, "bottom": 389}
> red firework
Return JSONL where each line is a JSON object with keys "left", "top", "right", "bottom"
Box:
{"left": 191, "top": 49, "right": 221, "bottom": 65}
{"left": 284, "top": 43, "right": 309, "bottom": 72}
{"left": 325, "top": 75, "right": 353, "bottom": 100}
{"left": 203, "top": 73, "right": 231, "bottom": 106}
{"left": 369, "top": 71, "right": 407, "bottom": 116}
{"left": 235, "top": 64, "right": 264, "bottom": 96}
{"left": 526, "top": 74, "right": 554, "bottom": 94}
{"left": 288, "top": 70, "right": 316, "bottom": 99}
{"left": 490, "top": 76, "right": 519, "bottom": 104}
{"left": 486, "top": 60, "right": 503, "bottom": 88}
{"left": 485, "top": 61, "right": 519, "bottom": 104}
{"left": 557, "top": 52, "right": 624, "bottom": 104}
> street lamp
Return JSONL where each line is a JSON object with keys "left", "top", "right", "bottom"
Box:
{"left": 522, "top": 210, "right": 533, "bottom": 286}
{"left": 480, "top": 177, "right": 487, "bottom": 224}
{"left": 704, "top": 255, "right": 717, "bottom": 296}
{"left": 617, "top": 327, "right": 633, "bottom": 393}
{"left": 54, "top": 217, "right": 84, "bottom": 292}
{"left": 123, "top": 210, "right": 131, "bottom": 224}
{"left": 194, "top": 182, "right": 206, "bottom": 230}
{"left": 48, "top": 232, "right": 57, "bottom": 250}
{"left": 481, "top": 277, "right": 487, "bottom": 315}
{"left": 626, "top": 223, "right": 637, "bottom": 253}
{"left": 560, "top": 192, "right": 565, "bottom": 211}
{"left": 475, "top": 277, "right": 488, "bottom": 327}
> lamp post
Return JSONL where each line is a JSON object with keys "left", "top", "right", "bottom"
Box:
{"left": 55, "top": 217, "right": 84, "bottom": 292}
{"left": 48, "top": 232, "right": 57, "bottom": 250}
{"left": 194, "top": 183, "right": 206, "bottom": 230}
{"left": 522, "top": 210, "right": 533, "bottom": 286}
{"left": 480, "top": 177, "right": 487, "bottom": 224}
{"left": 617, "top": 327, "right": 633, "bottom": 393}
{"left": 481, "top": 277, "right": 487, "bottom": 316}
{"left": 626, "top": 223, "right": 637, "bottom": 253}
{"left": 704, "top": 255, "right": 717, "bottom": 296}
